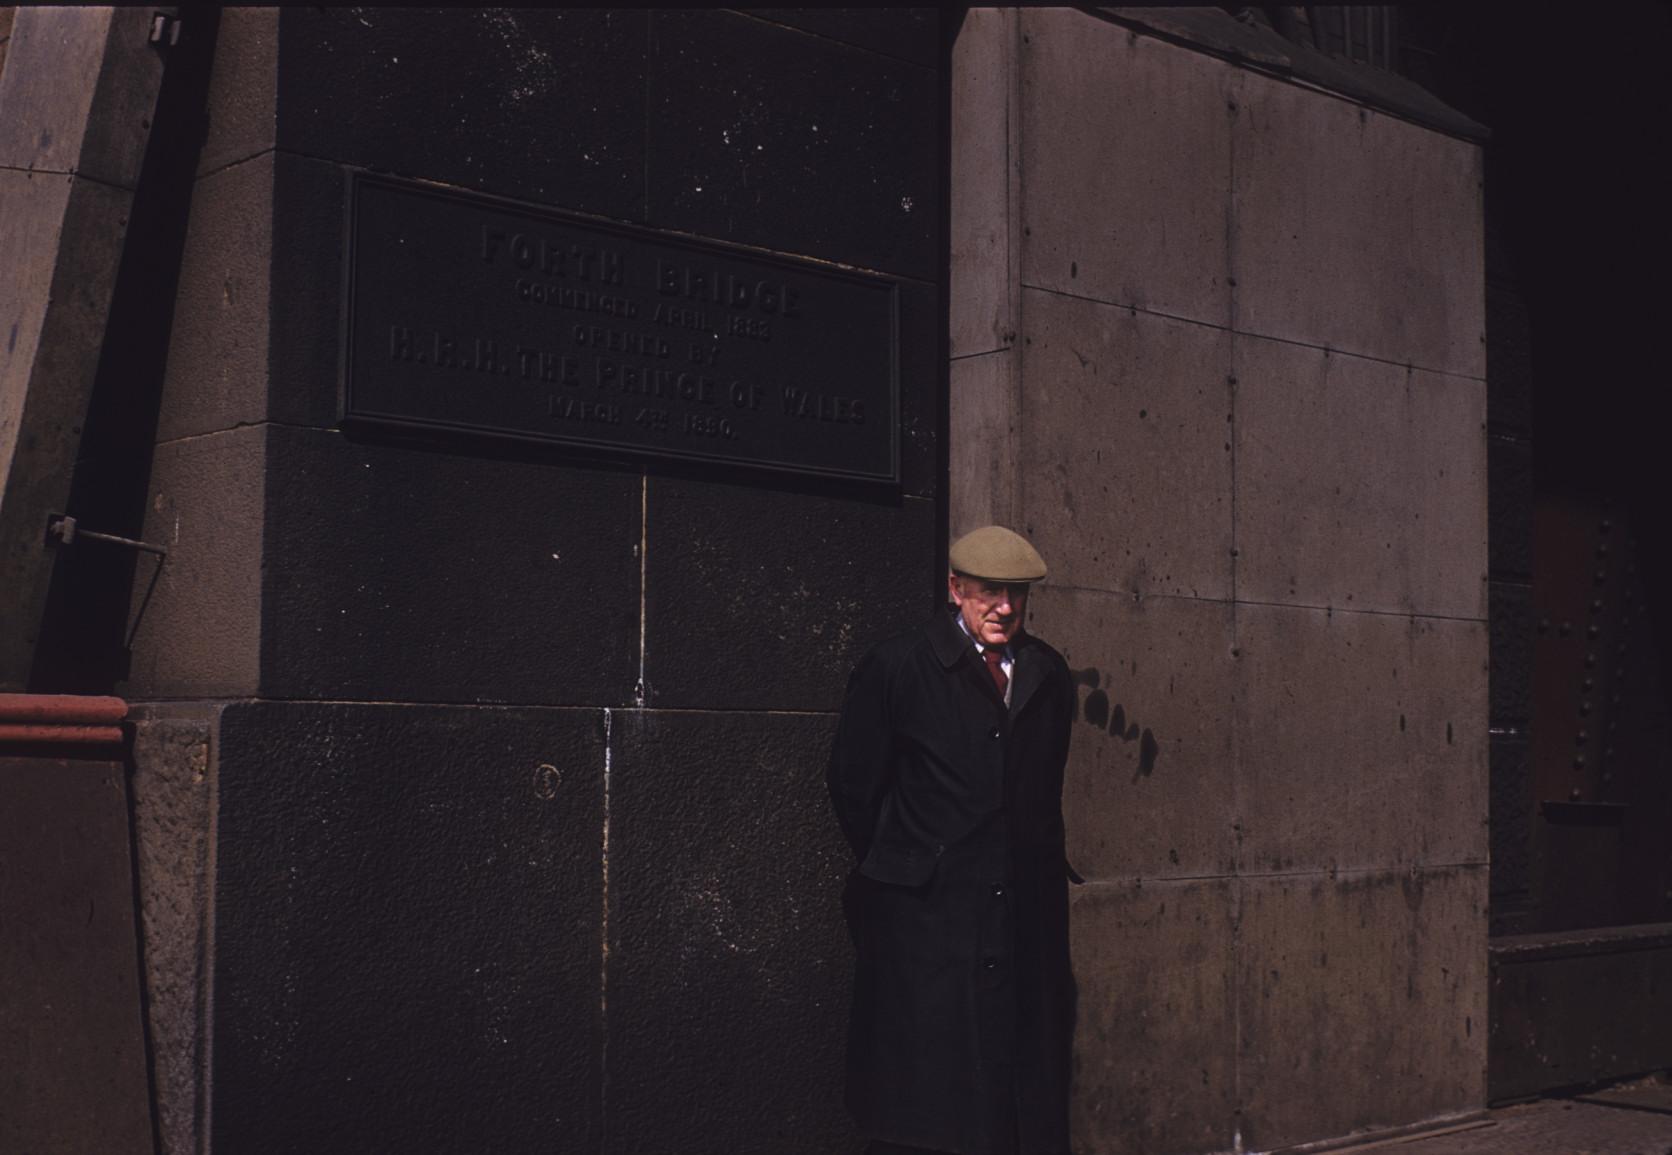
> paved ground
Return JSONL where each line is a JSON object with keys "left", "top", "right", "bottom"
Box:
{"left": 1337, "top": 1077, "right": 1672, "bottom": 1155}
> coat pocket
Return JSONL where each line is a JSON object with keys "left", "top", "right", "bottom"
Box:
{"left": 858, "top": 840, "right": 939, "bottom": 888}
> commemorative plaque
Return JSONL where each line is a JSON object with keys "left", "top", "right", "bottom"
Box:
{"left": 342, "top": 175, "right": 900, "bottom": 483}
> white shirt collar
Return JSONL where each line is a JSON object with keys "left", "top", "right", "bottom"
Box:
{"left": 955, "top": 615, "right": 1013, "bottom": 663}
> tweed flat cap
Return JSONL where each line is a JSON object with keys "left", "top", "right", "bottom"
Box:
{"left": 948, "top": 525, "right": 1048, "bottom": 582}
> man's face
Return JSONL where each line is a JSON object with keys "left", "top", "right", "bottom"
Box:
{"left": 949, "top": 574, "right": 1030, "bottom": 646}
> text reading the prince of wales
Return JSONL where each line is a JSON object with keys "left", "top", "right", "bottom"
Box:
{"left": 344, "top": 177, "right": 898, "bottom": 482}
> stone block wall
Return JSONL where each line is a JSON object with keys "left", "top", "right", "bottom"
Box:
{"left": 120, "top": 10, "right": 943, "bottom": 1154}
{"left": 950, "top": 10, "right": 1488, "bottom": 1152}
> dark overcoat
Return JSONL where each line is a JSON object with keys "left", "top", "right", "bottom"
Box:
{"left": 827, "top": 608, "right": 1077, "bottom": 1155}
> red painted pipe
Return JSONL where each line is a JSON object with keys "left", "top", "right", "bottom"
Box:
{"left": 0, "top": 694, "right": 127, "bottom": 725}
{"left": 0, "top": 695, "right": 128, "bottom": 749}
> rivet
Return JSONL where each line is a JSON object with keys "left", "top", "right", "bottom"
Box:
{"left": 1582, "top": 678, "right": 1594, "bottom": 691}
{"left": 1576, "top": 729, "right": 1590, "bottom": 744}
{"left": 1584, "top": 653, "right": 1598, "bottom": 668}
{"left": 1538, "top": 618, "right": 1551, "bottom": 634}
{"left": 1601, "top": 519, "right": 1613, "bottom": 533}
{"left": 1570, "top": 787, "right": 1583, "bottom": 800}
{"left": 1605, "top": 746, "right": 1615, "bottom": 759}
{"left": 1559, "top": 621, "right": 1573, "bottom": 637}
{"left": 1587, "top": 626, "right": 1601, "bottom": 639}
{"left": 1580, "top": 700, "right": 1593, "bottom": 715}
{"left": 1573, "top": 754, "right": 1587, "bottom": 769}
{"left": 1591, "top": 600, "right": 1604, "bottom": 614}
{"left": 1595, "top": 569, "right": 1607, "bottom": 584}
{"left": 1602, "top": 771, "right": 1613, "bottom": 784}
{"left": 1597, "top": 544, "right": 1609, "bottom": 558}
{"left": 1611, "top": 693, "right": 1621, "bottom": 705}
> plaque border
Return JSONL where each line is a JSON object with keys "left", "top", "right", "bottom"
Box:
{"left": 339, "top": 172, "right": 902, "bottom": 486}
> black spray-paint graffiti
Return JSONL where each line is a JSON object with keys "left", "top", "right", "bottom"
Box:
{"left": 1069, "top": 667, "right": 1159, "bottom": 783}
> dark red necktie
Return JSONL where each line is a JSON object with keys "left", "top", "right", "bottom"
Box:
{"left": 983, "top": 649, "right": 1008, "bottom": 698}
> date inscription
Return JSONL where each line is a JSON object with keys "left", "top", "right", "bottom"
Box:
{"left": 343, "top": 176, "right": 899, "bottom": 482}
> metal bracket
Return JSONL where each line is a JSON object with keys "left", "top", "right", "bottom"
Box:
{"left": 149, "top": 12, "right": 181, "bottom": 48}
{"left": 46, "top": 515, "right": 168, "bottom": 557}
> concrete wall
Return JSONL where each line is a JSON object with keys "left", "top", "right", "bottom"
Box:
{"left": 950, "top": 10, "right": 1488, "bottom": 1152}
{"left": 120, "top": 10, "right": 943, "bottom": 1153}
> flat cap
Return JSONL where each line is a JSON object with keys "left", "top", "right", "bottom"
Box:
{"left": 948, "top": 525, "right": 1048, "bottom": 582}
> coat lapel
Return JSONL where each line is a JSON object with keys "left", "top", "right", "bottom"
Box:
{"left": 1008, "top": 633, "right": 1048, "bottom": 719}
{"left": 930, "top": 608, "right": 1008, "bottom": 710}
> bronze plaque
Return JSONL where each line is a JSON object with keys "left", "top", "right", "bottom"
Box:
{"left": 342, "top": 175, "right": 899, "bottom": 482}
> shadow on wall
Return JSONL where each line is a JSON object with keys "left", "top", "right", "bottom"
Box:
{"left": 1070, "top": 666, "right": 1159, "bottom": 782}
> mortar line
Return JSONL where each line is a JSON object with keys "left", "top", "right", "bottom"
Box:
{"left": 1042, "top": 583, "right": 1488, "bottom": 625}
{"left": 1073, "top": 862, "right": 1490, "bottom": 887}
{"left": 1007, "top": 7, "right": 1026, "bottom": 529}
{"left": 1226, "top": 74, "right": 1245, "bottom": 1153}
{"left": 0, "top": 162, "right": 132, "bottom": 193}
{"left": 1020, "top": 282, "right": 1487, "bottom": 384}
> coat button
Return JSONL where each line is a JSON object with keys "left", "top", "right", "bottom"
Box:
{"left": 982, "top": 956, "right": 998, "bottom": 969}
{"left": 988, "top": 726, "right": 1002, "bottom": 739}
{"left": 991, "top": 885, "right": 1005, "bottom": 898}
{"left": 934, "top": 844, "right": 945, "bottom": 857}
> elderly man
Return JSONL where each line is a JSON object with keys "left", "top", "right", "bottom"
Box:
{"left": 827, "top": 525, "right": 1078, "bottom": 1155}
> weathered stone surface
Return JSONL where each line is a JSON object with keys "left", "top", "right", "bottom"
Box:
{"left": 745, "top": 9, "right": 941, "bottom": 69}
{"left": 1236, "top": 603, "right": 1488, "bottom": 874}
{"left": 643, "top": 481, "right": 936, "bottom": 712}
{"left": 159, "top": 150, "right": 350, "bottom": 442}
{"left": 155, "top": 151, "right": 273, "bottom": 442}
{"left": 1018, "top": 287, "right": 1234, "bottom": 600}
{"left": 1238, "top": 867, "right": 1488, "bottom": 1151}
{"left": 897, "top": 279, "right": 942, "bottom": 499}
{"left": 949, "top": 6, "right": 1015, "bottom": 359}
{"left": 1234, "top": 335, "right": 1487, "bottom": 619}
{"left": 1232, "top": 71, "right": 1485, "bottom": 377}
{"left": 276, "top": 8, "right": 647, "bottom": 219}
{"left": 0, "top": 7, "right": 161, "bottom": 187}
{"left": 1029, "top": 585, "right": 1235, "bottom": 881}
{"left": 0, "top": 172, "right": 139, "bottom": 687}
{"left": 949, "top": 350, "right": 1015, "bottom": 536}
{"left": 608, "top": 709, "right": 855, "bottom": 1154}
{"left": 197, "top": 7, "right": 277, "bottom": 176}
{"left": 260, "top": 426, "right": 641, "bottom": 705}
{"left": 211, "top": 701, "right": 604, "bottom": 1155}
{"left": 0, "top": 751, "right": 152, "bottom": 1155}
{"left": 130, "top": 709, "right": 216, "bottom": 1155}
{"left": 122, "top": 425, "right": 265, "bottom": 699}
{"left": 1020, "top": 10, "right": 1234, "bottom": 327}
{"left": 1069, "top": 879, "right": 1237, "bottom": 1155}
{"left": 647, "top": 10, "right": 937, "bottom": 280}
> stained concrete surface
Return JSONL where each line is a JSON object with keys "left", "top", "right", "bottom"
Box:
{"left": 1020, "top": 8, "right": 1234, "bottom": 328}
{"left": 1069, "top": 879, "right": 1238, "bottom": 1155}
{"left": 1235, "top": 604, "right": 1488, "bottom": 876}
{"left": 1019, "top": 289, "right": 1234, "bottom": 601}
{"left": 1238, "top": 867, "right": 1489, "bottom": 1151}
{"left": 1232, "top": 336, "right": 1488, "bottom": 620}
{"left": 1029, "top": 585, "right": 1236, "bottom": 882}
{"left": 1230, "top": 66, "right": 1485, "bottom": 378}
